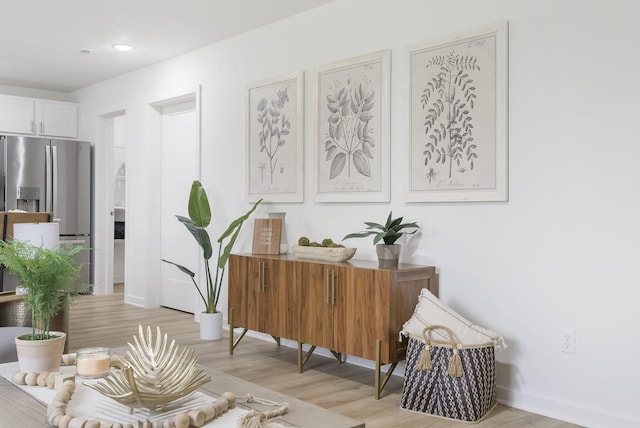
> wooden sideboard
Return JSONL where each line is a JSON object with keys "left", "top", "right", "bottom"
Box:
{"left": 228, "top": 253, "right": 436, "bottom": 398}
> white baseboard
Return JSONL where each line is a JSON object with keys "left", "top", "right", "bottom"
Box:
{"left": 225, "top": 325, "right": 639, "bottom": 428}
{"left": 496, "top": 386, "right": 640, "bottom": 428}
{"left": 123, "top": 293, "right": 145, "bottom": 308}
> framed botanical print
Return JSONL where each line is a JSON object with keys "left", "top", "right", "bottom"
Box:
{"left": 247, "top": 72, "right": 304, "bottom": 202}
{"left": 314, "top": 50, "right": 390, "bottom": 203}
{"left": 407, "top": 21, "right": 508, "bottom": 202}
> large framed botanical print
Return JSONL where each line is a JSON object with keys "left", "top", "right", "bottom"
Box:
{"left": 247, "top": 72, "right": 304, "bottom": 203}
{"left": 314, "top": 50, "right": 390, "bottom": 203}
{"left": 407, "top": 21, "right": 508, "bottom": 202}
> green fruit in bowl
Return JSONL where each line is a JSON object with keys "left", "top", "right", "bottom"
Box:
{"left": 321, "top": 238, "right": 334, "bottom": 247}
{"left": 298, "top": 236, "right": 310, "bottom": 246}
{"left": 297, "top": 236, "right": 345, "bottom": 249}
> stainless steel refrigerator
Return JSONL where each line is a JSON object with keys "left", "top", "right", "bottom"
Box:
{"left": 0, "top": 135, "right": 92, "bottom": 291}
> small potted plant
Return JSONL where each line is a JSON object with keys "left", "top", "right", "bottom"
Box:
{"left": 162, "top": 180, "right": 261, "bottom": 340}
{"left": 343, "top": 211, "right": 419, "bottom": 267}
{"left": 0, "top": 239, "right": 83, "bottom": 372}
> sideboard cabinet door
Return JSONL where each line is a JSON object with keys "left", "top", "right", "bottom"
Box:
{"left": 229, "top": 255, "right": 298, "bottom": 340}
{"left": 339, "top": 266, "right": 380, "bottom": 359}
{"left": 298, "top": 262, "right": 346, "bottom": 351}
{"left": 228, "top": 254, "right": 248, "bottom": 327}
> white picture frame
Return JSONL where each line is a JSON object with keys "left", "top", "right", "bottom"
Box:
{"left": 407, "top": 21, "right": 508, "bottom": 202}
{"left": 314, "top": 50, "right": 390, "bottom": 203}
{"left": 247, "top": 72, "right": 304, "bottom": 203}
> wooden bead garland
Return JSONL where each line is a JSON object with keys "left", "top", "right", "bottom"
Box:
{"left": 11, "top": 353, "right": 292, "bottom": 427}
{"left": 11, "top": 355, "right": 238, "bottom": 428}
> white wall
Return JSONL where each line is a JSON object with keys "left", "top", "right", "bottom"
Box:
{"left": 72, "top": 1, "right": 640, "bottom": 426}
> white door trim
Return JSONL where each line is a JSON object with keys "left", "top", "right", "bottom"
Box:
{"left": 95, "top": 109, "right": 125, "bottom": 296}
{"left": 147, "top": 85, "right": 202, "bottom": 311}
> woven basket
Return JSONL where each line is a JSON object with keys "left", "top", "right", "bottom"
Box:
{"left": 401, "top": 325, "right": 497, "bottom": 423}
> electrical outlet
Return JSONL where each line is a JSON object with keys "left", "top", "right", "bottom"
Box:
{"left": 561, "top": 328, "right": 576, "bottom": 353}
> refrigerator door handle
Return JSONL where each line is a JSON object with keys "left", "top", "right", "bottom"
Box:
{"left": 51, "top": 145, "right": 58, "bottom": 216}
{"left": 45, "top": 145, "right": 52, "bottom": 212}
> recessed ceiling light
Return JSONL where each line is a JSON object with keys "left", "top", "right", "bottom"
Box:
{"left": 113, "top": 43, "right": 135, "bottom": 52}
{"left": 79, "top": 48, "right": 96, "bottom": 54}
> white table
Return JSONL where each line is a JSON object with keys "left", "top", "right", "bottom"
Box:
{"left": 0, "top": 361, "right": 364, "bottom": 428}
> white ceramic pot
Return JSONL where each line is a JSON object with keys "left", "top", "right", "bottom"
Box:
{"left": 15, "top": 331, "right": 66, "bottom": 373}
{"left": 200, "top": 312, "right": 223, "bottom": 340}
{"left": 376, "top": 244, "right": 401, "bottom": 267}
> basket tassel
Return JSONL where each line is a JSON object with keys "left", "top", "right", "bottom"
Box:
{"left": 448, "top": 348, "right": 464, "bottom": 377}
{"left": 417, "top": 345, "right": 432, "bottom": 371}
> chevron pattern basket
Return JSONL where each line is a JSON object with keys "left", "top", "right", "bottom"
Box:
{"left": 401, "top": 325, "right": 497, "bottom": 423}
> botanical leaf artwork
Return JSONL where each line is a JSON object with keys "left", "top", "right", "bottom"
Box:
{"left": 408, "top": 26, "right": 507, "bottom": 201}
{"left": 324, "top": 76, "right": 375, "bottom": 180}
{"left": 421, "top": 51, "right": 479, "bottom": 179}
{"left": 316, "top": 51, "right": 389, "bottom": 201}
{"left": 256, "top": 87, "right": 291, "bottom": 184}
{"left": 248, "top": 75, "right": 301, "bottom": 201}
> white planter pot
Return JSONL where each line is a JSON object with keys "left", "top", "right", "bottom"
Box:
{"left": 376, "top": 244, "right": 401, "bottom": 267}
{"left": 15, "top": 331, "right": 66, "bottom": 373}
{"left": 200, "top": 312, "right": 223, "bottom": 341}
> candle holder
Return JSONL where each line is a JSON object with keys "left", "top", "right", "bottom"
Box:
{"left": 76, "top": 347, "right": 111, "bottom": 378}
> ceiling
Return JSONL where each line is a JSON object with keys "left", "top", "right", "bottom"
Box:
{"left": 0, "top": 0, "right": 334, "bottom": 93}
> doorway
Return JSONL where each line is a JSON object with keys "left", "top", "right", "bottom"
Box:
{"left": 112, "top": 116, "right": 126, "bottom": 290}
{"left": 159, "top": 97, "right": 200, "bottom": 313}
{"left": 96, "top": 110, "right": 125, "bottom": 297}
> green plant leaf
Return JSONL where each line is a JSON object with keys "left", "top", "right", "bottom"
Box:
{"left": 343, "top": 231, "right": 377, "bottom": 240}
{"left": 160, "top": 259, "right": 195, "bottom": 278}
{"left": 217, "top": 199, "right": 262, "bottom": 243}
{"left": 176, "top": 215, "right": 212, "bottom": 260}
{"left": 343, "top": 211, "right": 419, "bottom": 246}
{"left": 218, "top": 227, "right": 241, "bottom": 269}
{"left": 188, "top": 180, "right": 211, "bottom": 228}
{"left": 216, "top": 199, "right": 262, "bottom": 269}
{"left": 364, "top": 221, "right": 385, "bottom": 231}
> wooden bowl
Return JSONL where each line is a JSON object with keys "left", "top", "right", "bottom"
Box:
{"left": 290, "top": 245, "right": 357, "bottom": 262}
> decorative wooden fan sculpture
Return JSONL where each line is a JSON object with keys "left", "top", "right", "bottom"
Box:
{"left": 87, "top": 325, "right": 211, "bottom": 412}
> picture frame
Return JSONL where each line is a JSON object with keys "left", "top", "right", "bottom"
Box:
{"left": 314, "top": 49, "right": 390, "bottom": 203}
{"left": 407, "top": 21, "right": 508, "bottom": 202}
{"left": 247, "top": 72, "right": 304, "bottom": 203}
{"left": 251, "top": 218, "right": 282, "bottom": 255}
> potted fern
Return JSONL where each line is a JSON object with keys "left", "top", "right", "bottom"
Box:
{"left": 0, "top": 239, "right": 83, "bottom": 372}
{"left": 162, "top": 180, "right": 261, "bottom": 340}
{"left": 343, "top": 211, "right": 419, "bottom": 267}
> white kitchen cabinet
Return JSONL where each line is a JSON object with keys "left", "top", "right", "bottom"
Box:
{"left": 36, "top": 100, "right": 78, "bottom": 138}
{"left": 0, "top": 95, "right": 34, "bottom": 135}
{"left": 0, "top": 95, "right": 78, "bottom": 138}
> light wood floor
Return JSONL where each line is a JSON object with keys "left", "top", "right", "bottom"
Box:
{"left": 68, "top": 285, "right": 582, "bottom": 428}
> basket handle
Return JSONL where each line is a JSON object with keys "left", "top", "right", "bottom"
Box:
{"left": 416, "top": 325, "right": 464, "bottom": 377}
{"left": 421, "top": 324, "right": 458, "bottom": 348}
